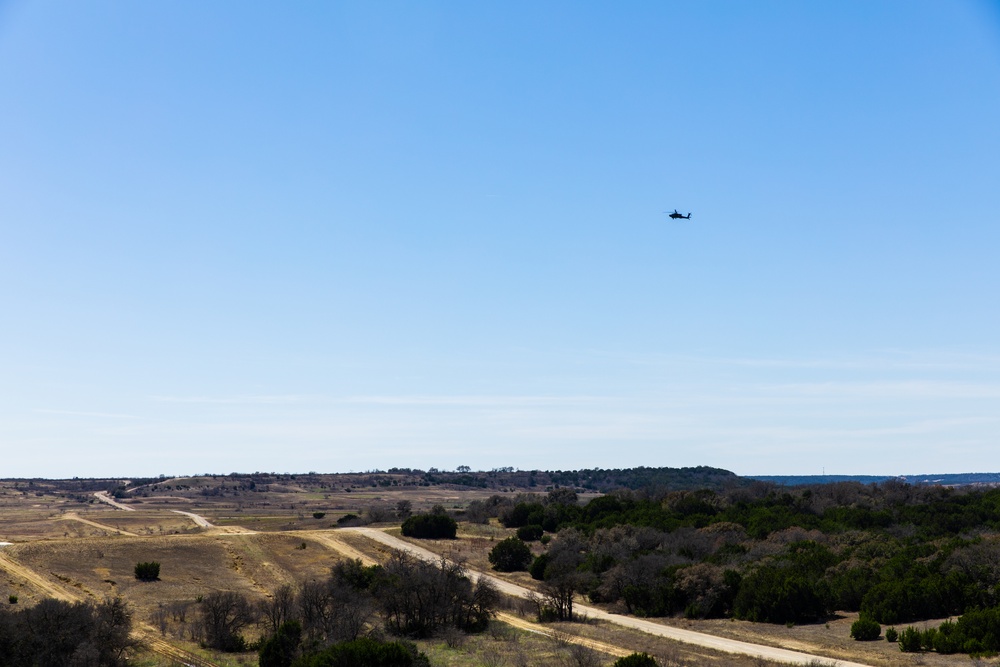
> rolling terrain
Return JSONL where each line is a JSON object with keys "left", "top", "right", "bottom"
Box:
{"left": 0, "top": 472, "right": 974, "bottom": 666}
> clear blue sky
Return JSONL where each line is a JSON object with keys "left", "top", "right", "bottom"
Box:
{"left": 2, "top": 1, "right": 999, "bottom": 478}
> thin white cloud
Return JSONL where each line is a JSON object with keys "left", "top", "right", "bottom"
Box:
{"left": 150, "top": 395, "right": 312, "bottom": 405}
{"left": 606, "top": 349, "right": 1000, "bottom": 372}
{"left": 758, "top": 380, "right": 1000, "bottom": 400}
{"left": 344, "top": 394, "right": 611, "bottom": 407}
{"left": 33, "top": 409, "right": 142, "bottom": 420}
{"left": 148, "top": 394, "right": 613, "bottom": 408}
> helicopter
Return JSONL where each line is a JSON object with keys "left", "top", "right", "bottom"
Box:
{"left": 666, "top": 209, "right": 692, "bottom": 220}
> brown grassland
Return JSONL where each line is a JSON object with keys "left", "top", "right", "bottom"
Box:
{"left": 0, "top": 475, "right": 977, "bottom": 666}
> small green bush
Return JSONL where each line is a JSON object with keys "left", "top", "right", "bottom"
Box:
{"left": 134, "top": 561, "right": 160, "bottom": 581}
{"left": 612, "top": 653, "right": 659, "bottom": 667}
{"left": 920, "top": 627, "right": 937, "bottom": 651}
{"left": 850, "top": 617, "right": 881, "bottom": 641}
{"left": 898, "top": 626, "right": 922, "bottom": 652}
{"left": 884, "top": 627, "right": 898, "bottom": 642}
{"left": 7, "top": 595, "right": 16, "bottom": 604}
{"left": 312, "top": 512, "right": 326, "bottom": 519}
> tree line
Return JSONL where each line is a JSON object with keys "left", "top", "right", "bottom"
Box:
{"left": 465, "top": 481, "right": 1000, "bottom": 627}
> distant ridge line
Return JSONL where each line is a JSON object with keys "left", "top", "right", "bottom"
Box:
{"left": 748, "top": 472, "right": 1000, "bottom": 487}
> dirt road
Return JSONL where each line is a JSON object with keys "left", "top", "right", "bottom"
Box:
{"left": 167, "top": 509, "right": 257, "bottom": 535}
{"left": 344, "top": 527, "right": 873, "bottom": 667}
{"left": 93, "top": 491, "right": 135, "bottom": 511}
{"left": 171, "top": 509, "right": 214, "bottom": 527}
{"left": 0, "top": 551, "right": 78, "bottom": 602}
{"left": 57, "top": 512, "right": 139, "bottom": 537}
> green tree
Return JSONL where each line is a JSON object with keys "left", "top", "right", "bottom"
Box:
{"left": 516, "top": 525, "right": 544, "bottom": 541}
{"left": 291, "top": 637, "right": 429, "bottom": 667}
{"left": 259, "top": 620, "right": 302, "bottom": 667}
{"left": 732, "top": 565, "right": 827, "bottom": 624}
{"left": 488, "top": 537, "right": 533, "bottom": 572}
{"left": 529, "top": 553, "right": 550, "bottom": 580}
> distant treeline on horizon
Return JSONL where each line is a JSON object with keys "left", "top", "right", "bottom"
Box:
{"left": 7, "top": 467, "right": 1000, "bottom": 491}
{"left": 750, "top": 472, "right": 1000, "bottom": 487}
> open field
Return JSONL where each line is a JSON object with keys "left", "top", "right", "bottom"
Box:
{"left": 0, "top": 475, "right": 983, "bottom": 666}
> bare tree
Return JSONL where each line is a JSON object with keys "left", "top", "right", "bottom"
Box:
{"left": 200, "top": 591, "right": 255, "bottom": 652}
{"left": 168, "top": 601, "right": 190, "bottom": 624}
{"left": 260, "top": 584, "right": 296, "bottom": 635}
{"left": 366, "top": 503, "right": 395, "bottom": 523}
{"left": 464, "top": 499, "right": 491, "bottom": 524}
{"left": 297, "top": 578, "right": 374, "bottom": 644}
{"left": 152, "top": 603, "right": 168, "bottom": 636}
{"left": 375, "top": 552, "right": 497, "bottom": 636}
{"left": 564, "top": 644, "right": 601, "bottom": 667}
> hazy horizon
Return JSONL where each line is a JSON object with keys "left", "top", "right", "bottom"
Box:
{"left": 2, "top": 2, "right": 999, "bottom": 478}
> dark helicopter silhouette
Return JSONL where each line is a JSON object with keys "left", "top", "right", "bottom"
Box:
{"left": 666, "top": 209, "right": 692, "bottom": 220}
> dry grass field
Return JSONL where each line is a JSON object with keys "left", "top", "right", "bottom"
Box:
{"left": 0, "top": 475, "right": 977, "bottom": 666}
